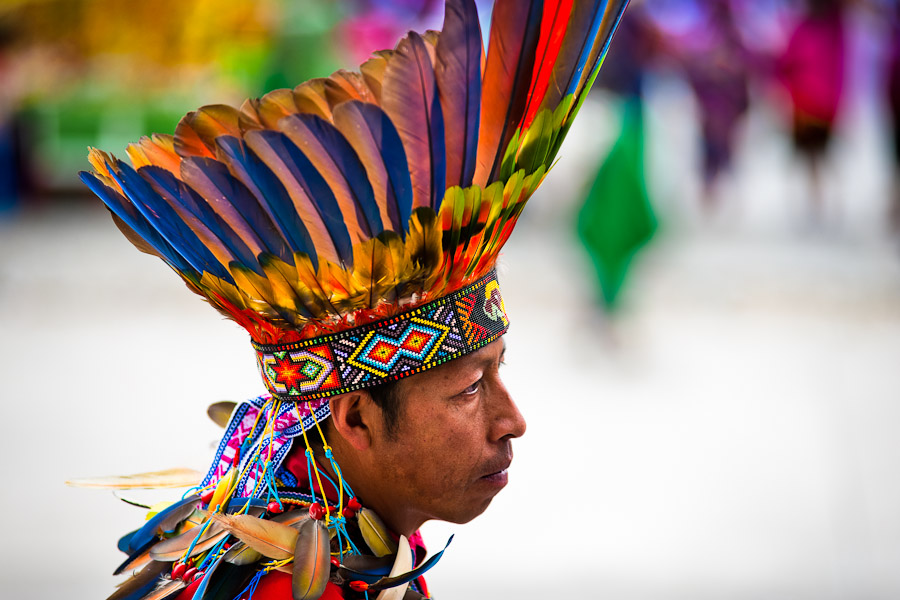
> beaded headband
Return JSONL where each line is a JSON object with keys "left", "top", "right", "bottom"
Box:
{"left": 254, "top": 269, "right": 508, "bottom": 401}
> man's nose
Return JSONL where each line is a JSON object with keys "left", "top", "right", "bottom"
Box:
{"left": 491, "top": 379, "right": 526, "bottom": 441}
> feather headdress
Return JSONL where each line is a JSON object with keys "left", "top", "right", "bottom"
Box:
{"left": 81, "top": 0, "right": 629, "bottom": 405}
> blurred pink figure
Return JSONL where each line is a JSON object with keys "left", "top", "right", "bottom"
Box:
{"left": 775, "top": 0, "right": 847, "bottom": 212}
{"left": 338, "top": 0, "right": 441, "bottom": 64}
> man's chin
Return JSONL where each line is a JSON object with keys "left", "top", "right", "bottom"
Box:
{"left": 443, "top": 486, "right": 508, "bottom": 524}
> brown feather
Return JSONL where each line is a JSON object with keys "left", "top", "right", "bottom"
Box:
{"left": 108, "top": 561, "right": 170, "bottom": 600}
{"left": 207, "top": 401, "right": 237, "bottom": 428}
{"left": 149, "top": 521, "right": 227, "bottom": 562}
{"left": 138, "top": 577, "right": 185, "bottom": 600}
{"left": 291, "top": 518, "right": 331, "bottom": 600}
{"left": 209, "top": 512, "right": 298, "bottom": 561}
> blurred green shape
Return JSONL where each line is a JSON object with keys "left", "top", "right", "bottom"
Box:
{"left": 577, "top": 98, "right": 657, "bottom": 310}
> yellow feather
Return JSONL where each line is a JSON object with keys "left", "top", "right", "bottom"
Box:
{"left": 294, "top": 253, "right": 341, "bottom": 317}
{"left": 223, "top": 541, "right": 262, "bottom": 566}
{"left": 126, "top": 134, "right": 181, "bottom": 173}
{"left": 405, "top": 208, "right": 443, "bottom": 293}
{"left": 87, "top": 148, "right": 124, "bottom": 194}
{"left": 259, "top": 254, "right": 320, "bottom": 321}
{"left": 316, "top": 258, "right": 368, "bottom": 312}
{"left": 208, "top": 467, "right": 237, "bottom": 512}
{"left": 358, "top": 508, "right": 398, "bottom": 558}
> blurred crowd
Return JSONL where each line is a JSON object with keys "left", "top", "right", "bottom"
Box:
{"left": 578, "top": 0, "right": 900, "bottom": 306}
{"left": 599, "top": 0, "right": 896, "bottom": 212}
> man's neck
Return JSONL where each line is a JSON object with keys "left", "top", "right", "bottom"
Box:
{"left": 322, "top": 440, "right": 424, "bottom": 538}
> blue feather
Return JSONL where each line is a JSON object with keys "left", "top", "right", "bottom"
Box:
{"left": 137, "top": 165, "right": 260, "bottom": 273}
{"left": 583, "top": 0, "right": 630, "bottom": 92}
{"left": 110, "top": 578, "right": 160, "bottom": 600}
{"left": 563, "top": 2, "right": 607, "bottom": 98}
{"left": 180, "top": 156, "right": 292, "bottom": 265}
{"left": 111, "top": 162, "right": 232, "bottom": 280}
{"left": 346, "top": 535, "right": 454, "bottom": 590}
{"left": 78, "top": 171, "right": 200, "bottom": 279}
{"left": 247, "top": 129, "right": 354, "bottom": 266}
{"left": 289, "top": 113, "right": 384, "bottom": 237}
{"left": 113, "top": 537, "right": 156, "bottom": 576}
{"left": 117, "top": 529, "right": 138, "bottom": 554}
{"left": 333, "top": 101, "right": 413, "bottom": 234}
{"left": 122, "top": 495, "right": 200, "bottom": 559}
{"left": 215, "top": 135, "right": 317, "bottom": 265}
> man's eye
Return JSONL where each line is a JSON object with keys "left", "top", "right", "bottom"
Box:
{"left": 461, "top": 380, "right": 481, "bottom": 395}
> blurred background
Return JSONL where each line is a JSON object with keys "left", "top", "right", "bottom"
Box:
{"left": 2, "top": 0, "right": 900, "bottom": 598}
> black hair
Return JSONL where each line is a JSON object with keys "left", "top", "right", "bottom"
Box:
{"left": 366, "top": 379, "right": 404, "bottom": 439}
{"left": 306, "top": 380, "right": 404, "bottom": 451}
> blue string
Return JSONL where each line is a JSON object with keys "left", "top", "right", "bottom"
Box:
{"left": 313, "top": 460, "right": 356, "bottom": 504}
{"left": 182, "top": 518, "right": 215, "bottom": 563}
{"left": 324, "top": 447, "right": 356, "bottom": 498}
{"left": 197, "top": 536, "right": 229, "bottom": 571}
{"left": 264, "top": 468, "right": 282, "bottom": 509}
{"left": 305, "top": 449, "right": 318, "bottom": 504}
{"left": 235, "top": 569, "right": 265, "bottom": 600}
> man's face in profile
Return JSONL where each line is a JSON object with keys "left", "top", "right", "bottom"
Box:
{"left": 365, "top": 338, "right": 526, "bottom": 528}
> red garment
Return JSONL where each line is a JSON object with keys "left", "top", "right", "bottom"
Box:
{"left": 776, "top": 9, "right": 846, "bottom": 124}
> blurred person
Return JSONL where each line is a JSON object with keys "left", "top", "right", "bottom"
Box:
{"left": 678, "top": 0, "right": 751, "bottom": 209}
{"left": 75, "top": 1, "right": 628, "bottom": 599}
{"left": 775, "top": 0, "right": 848, "bottom": 216}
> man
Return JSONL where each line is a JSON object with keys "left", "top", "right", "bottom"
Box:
{"left": 325, "top": 339, "right": 523, "bottom": 537}
{"left": 81, "top": 1, "right": 628, "bottom": 598}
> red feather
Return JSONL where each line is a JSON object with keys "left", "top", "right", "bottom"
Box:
{"left": 519, "top": 0, "right": 574, "bottom": 131}
{"left": 474, "top": 0, "right": 544, "bottom": 186}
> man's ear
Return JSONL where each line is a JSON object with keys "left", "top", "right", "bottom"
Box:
{"left": 328, "top": 391, "right": 378, "bottom": 451}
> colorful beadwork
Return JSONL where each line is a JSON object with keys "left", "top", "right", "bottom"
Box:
{"left": 253, "top": 270, "right": 509, "bottom": 402}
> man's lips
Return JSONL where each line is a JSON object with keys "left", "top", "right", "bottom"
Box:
{"left": 479, "top": 459, "right": 512, "bottom": 481}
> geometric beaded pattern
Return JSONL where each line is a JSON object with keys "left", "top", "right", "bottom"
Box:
{"left": 253, "top": 269, "right": 509, "bottom": 402}
{"left": 202, "top": 394, "right": 331, "bottom": 495}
